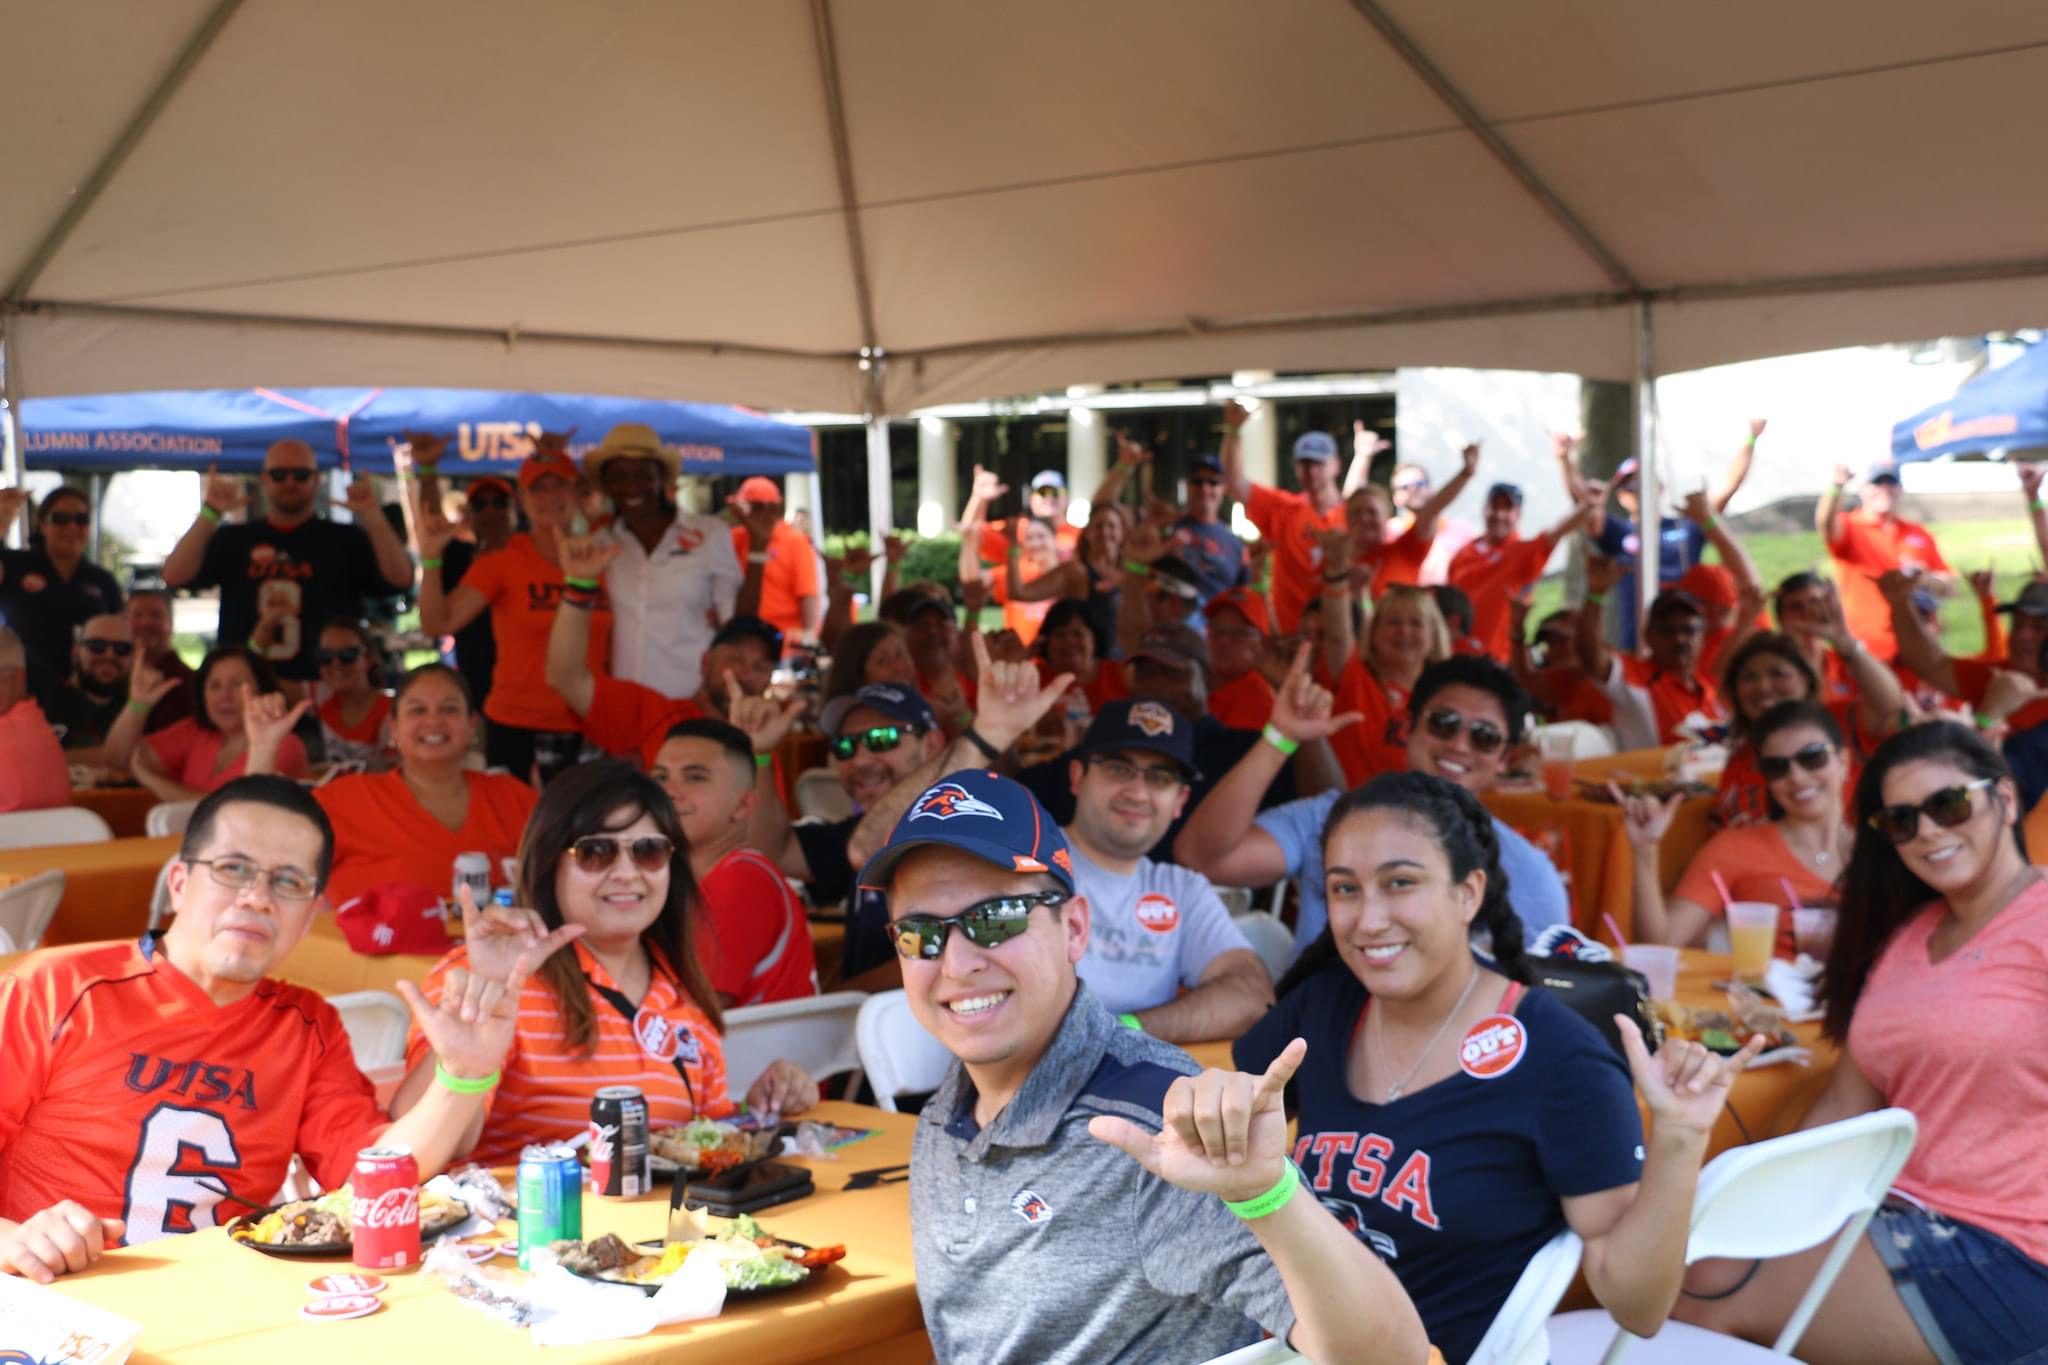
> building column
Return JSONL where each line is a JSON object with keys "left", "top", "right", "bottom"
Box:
{"left": 916, "top": 417, "right": 959, "bottom": 537}
{"left": 1231, "top": 370, "right": 1277, "bottom": 488}
{"left": 1065, "top": 385, "right": 1107, "bottom": 527}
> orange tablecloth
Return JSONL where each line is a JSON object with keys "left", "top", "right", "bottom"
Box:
{"left": 70, "top": 785, "right": 160, "bottom": 838}
{"left": 46, "top": 1099, "right": 925, "bottom": 1365}
{"left": 0, "top": 834, "right": 180, "bottom": 947}
{"left": 1484, "top": 785, "right": 1714, "bottom": 943}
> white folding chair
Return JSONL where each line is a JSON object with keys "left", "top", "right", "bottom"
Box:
{"left": 795, "top": 768, "right": 854, "bottom": 823}
{"left": 1469, "top": 1228, "right": 1586, "bottom": 1365}
{"left": 0, "top": 807, "right": 114, "bottom": 849}
{"left": 146, "top": 857, "right": 178, "bottom": 930}
{"left": 0, "top": 870, "right": 67, "bottom": 953}
{"left": 1230, "top": 910, "right": 1294, "bottom": 984}
{"left": 720, "top": 990, "right": 867, "bottom": 1102}
{"left": 143, "top": 799, "right": 198, "bottom": 838}
{"left": 855, "top": 990, "right": 955, "bottom": 1112}
{"left": 0, "top": 924, "right": 20, "bottom": 954}
{"left": 1214, "top": 885, "right": 1254, "bottom": 917}
{"left": 1547, "top": 1108, "right": 1919, "bottom": 1364}
{"left": 1199, "top": 1339, "right": 1299, "bottom": 1363}
{"left": 326, "top": 990, "right": 413, "bottom": 1072}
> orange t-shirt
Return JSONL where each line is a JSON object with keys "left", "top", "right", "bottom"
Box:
{"left": 1246, "top": 483, "right": 1348, "bottom": 635}
{"left": 1208, "top": 670, "right": 1276, "bottom": 731}
{"left": 1328, "top": 656, "right": 1411, "bottom": 786}
{"left": 1357, "top": 526, "right": 1434, "bottom": 594}
{"left": 404, "top": 939, "right": 734, "bottom": 1167}
{"left": 1825, "top": 510, "right": 1948, "bottom": 662}
{"left": 0, "top": 698, "right": 70, "bottom": 813}
{"left": 581, "top": 674, "right": 706, "bottom": 768}
{"left": 1671, "top": 823, "right": 1836, "bottom": 959}
{"left": 732, "top": 521, "right": 820, "bottom": 642}
{"left": 0, "top": 938, "right": 384, "bottom": 1238}
{"left": 1532, "top": 664, "right": 1615, "bottom": 728}
{"left": 146, "top": 717, "right": 309, "bottom": 792}
{"left": 459, "top": 534, "right": 615, "bottom": 731}
{"left": 1610, "top": 655, "right": 1728, "bottom": 746}
{"left": 315, "top": 769, "right": 538, "bottom": 910}
{"left": 1445, "top": 532, "right": 1561, "bottom": 659}
{"left": 1038, "top": 657, "right": 1128, "bottom": 715}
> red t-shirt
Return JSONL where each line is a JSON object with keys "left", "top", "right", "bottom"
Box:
{"left": 1328, "top": 657, "right": 1411, "bottom": 786}
{"left": 1950, "top": 658, "right": 2048, "bottom": 733}
{"left": 1445, "top": 532, "right": 1561, "bottom": 659}
{"left": 1208, "top": 670, "right": 1276, "bottom": 731}
{"left": 0, "top": 939, "right": 384, "bottom": 1239}
{"left": 582, "top": 674, "right": 706, "bottom": 768}
{"left": 459, "top": 534, "right": 615, "bottom": 731}
{"left": 1712, "top": 698, "right": 1865, "bottom": 829}
{"left": 1245, "top": 484, "right": 1348, "bottom": 636}
{"left": 1037, "top": 658, "right": 1128, "bottom": 715}
{"left": 1532, "top": 664, "right": 1615, "bottom": 727}
{"left": 147, "top": 717, "right": 308, "bottom": 792}
{"left": 315, "top": 769, "right": 538, "bottom": 910}
{"left": 1357, "top": 526, "right": 1434, "bottom": 594}
{"left": 1826, "top": 510, "right": 1948, "bottom": 662}
{"left": 695, "top": 848, "right": 819, "bottom": 1008}
{"left": 1610, "top": 655, "right": 1728, "bottom": 746}
{"left": 0, "top": 697, "right": 70, "bottom": 813}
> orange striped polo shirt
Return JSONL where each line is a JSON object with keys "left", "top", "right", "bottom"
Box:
{"left": 404, "top": 938, "right": 733, "bottom": 1166}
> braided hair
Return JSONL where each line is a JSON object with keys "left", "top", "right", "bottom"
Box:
{"left": 1275, "top": 770, "right": 1530, "bottom": 999}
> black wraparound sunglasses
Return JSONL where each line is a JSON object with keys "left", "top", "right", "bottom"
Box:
{"left": 266, "top": 468, "right": 317, "bottom": 484}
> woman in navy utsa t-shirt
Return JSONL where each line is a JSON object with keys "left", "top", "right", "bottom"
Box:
{"left": 1237, "top": 772, "right": 1763, "bottom": 1364}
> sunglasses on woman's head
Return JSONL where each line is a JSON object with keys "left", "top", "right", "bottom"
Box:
{"left": 890, "top": 891, "right": 1068, "bottom": 960}
{"left": 266, "top": 468, "right": 316, "bottom": 484}
{"left": 43, "top": 512, "right": 90, "bottom": 528}
{"left": 1758, "top": 742, "right": 1833, "bottom": 781}
{"left": 318, "top": 646, "right": 364, "bottom": 666}
{"left": 831, "top": 724, "right": 907, "bottom": 760}
{"left": 569, "top": 834, "right": 675, "bottom": 874}
{"left": 1868, "top": 778, "right": 1997, "bottom": 845}
{"left": 1421, "top": 707, "right": 1506, "bottom": 755}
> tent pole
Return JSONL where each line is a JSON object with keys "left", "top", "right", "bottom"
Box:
{"left": 1635, "top": 299, "right": 1660, "bottom": 627}
{"left": 1, "top": 318, "right": 25, "bottom": 548}
{"left": 863, "top": 357, "right": 893, "bottom": 607}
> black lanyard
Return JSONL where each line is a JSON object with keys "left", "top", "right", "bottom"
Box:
{"left": 586, "top": 974, "right": 698, "bottom": 1115}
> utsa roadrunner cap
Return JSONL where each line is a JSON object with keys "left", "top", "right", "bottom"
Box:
{"left": 1074, "top": 698, "right": 1199, "bottom": 779}
{"left": 859, "top": 769, "right": 1076, "bottom": 894}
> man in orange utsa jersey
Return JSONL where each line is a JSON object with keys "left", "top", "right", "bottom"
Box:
{"left": 0, "top": 775, "right": 575, "bottom": 1283}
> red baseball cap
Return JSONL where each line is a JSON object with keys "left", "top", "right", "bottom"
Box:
{"left": 1203, "top": 587, "right": 1271, "bottom": 636}
{"left": 334, "top": 885, "right": 456, "bottom": 956}
{"left": 1676, "top": 562, "right": 1737, "bottom": 609}
{"left": 465, "top": 475, "right": 514, "bottom": 502}
{"left": 737, "top": 476, "right": 783, "bottom": 505}
{"left": 518, "top": 451, "right": 580, "bottom": 491}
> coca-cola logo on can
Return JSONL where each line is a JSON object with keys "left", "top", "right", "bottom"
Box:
{"left": 351, "top": 1186, "right": 420, "bottom": 1230}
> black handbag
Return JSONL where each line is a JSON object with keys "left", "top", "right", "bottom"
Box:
{"left": 1525, "top": 955, "right": 1663, "bottom": 1059}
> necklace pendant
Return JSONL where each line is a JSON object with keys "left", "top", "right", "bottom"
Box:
{"left": 1385, "top": 1082, "right": 1403, "bottom": 1101}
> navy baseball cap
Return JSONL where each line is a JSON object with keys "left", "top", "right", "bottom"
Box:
{"left": 858, "top": 768, "right": 1076, "bottom": 894}
{"left": 1074, "top": 698, "right": 1199, "bottom": 779}
{"left": 1485, "top": 481, "right": 1525, "bottom": 507}
{"left": 1190, "top": 453, "right": 1224, "bottom": 478}
{"left": 711, "top": 613, "right": 783, "bottom": 656}
{"left": 820, "top": 682, "right": 940, "bottom": 739}
{"left": 1292, "top": 432, "right": 1338, "bottom": 463}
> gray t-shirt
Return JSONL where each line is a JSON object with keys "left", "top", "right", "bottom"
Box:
{"left": 911, "top": 986, "right": 1296, "bottom": 1363}
{"left": 1068, "top": 841, "right": 1255, "bottom": 1015}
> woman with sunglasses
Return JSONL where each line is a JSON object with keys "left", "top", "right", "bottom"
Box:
{"left": 1675, "top": 723, "right": 2048, "bottom": 1363}
{"left": 1617, "top": 700, "right": 1848, "bottom": 957}
{"left": 0, "top": 484, "right": 124, "bottom": 699}
{"left": 1236, "top": 771, "right": 1761, "bottom": 1364}
{"left": 304, "top": 665, "right": 537, "bottom": 911}
{"left": 103, "top": 644, "right": 309, "bottom": 799}
{"left": 1713, "top": 616, "right": 1901, "bottom": 829}
{"left": 306, "top": 618, "right": 393, "bottom": 769}
{"left": 419, "top": 449, "right": 612, "bottom": 785}
{"left": 391, "top": 759, "right": 818, "bottom": 1165}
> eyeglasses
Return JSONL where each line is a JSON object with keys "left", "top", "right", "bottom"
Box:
{"left": 1392, "top": 480, "right": 1429, "bottom": 496}
{"left": 831, "top": 725, "right": 908, "bottom": 760}
{"left": 80, "top": 638, "right": 134, "bottom": 657}
{"left": 569, "top": 835, "right": 675, "bottom": 874}
{"left": 1421, "top": 707, "right": 1506, "bottom": 755}
{"left": 890, "top": 891, "right": 1068, "bottom": 960}
{"left": 1869, "top": 778, "right": 1996, "bottom": 845}
{"left": 185, "top": 856, "right": 319, "bottom": 902}
{"left": 1085, "top": 754, "right": 1185, "bottom": 791}
{"left": 318, "top": 646, "right": 365, "bottom": 666}
{"left": 1758, "top": 742, "right": 1834, "bottom": 781}
{"left": 265, "top": 468, "right": 316, "bottom": 484}
{"left": 43, "top": 512, "right": 90, "bottom": 528}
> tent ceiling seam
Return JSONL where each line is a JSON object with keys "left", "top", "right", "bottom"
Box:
{"left": 1343, "top": 0, "right": 1640, "bottom": 294}
{"left": 4, "top": 0, "right": 244, "bottom": 304}
{"left": 809, "top": 0, "right": 880, "bottom": 355}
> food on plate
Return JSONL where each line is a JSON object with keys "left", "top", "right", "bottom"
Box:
{"left": 1652, "top": 988, "right": 1797, "bottom": 1055}
{"left": 552, "top": 1214, "right": 839, "bottom": 1292}
{"left": 230, "top": 1184, "right": 467, "bottom": 1246}
{"left": 649, "top": 1117, "right": 779, "bottom": 1172}
{"left": 1574, "top": 776, "right": 1710, "bottom": 803}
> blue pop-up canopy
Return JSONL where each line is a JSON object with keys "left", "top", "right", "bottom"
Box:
{"left": 1891, "top": 344, "right": 2048, "bottom": 465}
{"left": 20, "top": 386, "right": 816, "bottom": 478}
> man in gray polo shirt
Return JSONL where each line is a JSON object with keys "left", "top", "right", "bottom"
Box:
{"left": 859, "top": 769, "right": 1430, "bottom": 1365}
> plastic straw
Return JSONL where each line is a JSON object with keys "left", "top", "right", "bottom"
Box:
{"left": 1780, "top": 877, "right": 1805, "bottom": 912}
{"left": 1710, "top": 870, "right": 1734, "bottom": 909}
{"left": 1602, "top": 912, "right": 1630, "bottom": 950}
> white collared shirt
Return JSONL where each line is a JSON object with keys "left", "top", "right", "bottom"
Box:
{"left": 599, "top": 513, "right": 743, "bottom": 699}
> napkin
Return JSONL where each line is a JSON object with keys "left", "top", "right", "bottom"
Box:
{"left": 1764, "top": 957, "right": 1822, "bottom": 1023}
{"left": 526, "top": 1249, "right": 726, "bottom": 1346}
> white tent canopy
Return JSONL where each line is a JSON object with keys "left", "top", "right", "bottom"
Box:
{"left": 7, "top": 0, "right": 2048, "bottom": 419}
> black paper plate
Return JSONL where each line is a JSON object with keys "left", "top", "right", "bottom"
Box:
{"left": 225, "top": 1202, "right": 469, "bottom": 1258}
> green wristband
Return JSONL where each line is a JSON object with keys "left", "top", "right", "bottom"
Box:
{"left": 1224, "top": 1160, "right": 1301, "bottom": 1221}
{"left": 1584, "top": 592, "right": 1605, "bottom": 606}
{"left": 2032, "top": 499, "right": 2047, "bottom": 514}
{"left": 1975, "top": 712, "right": 2000, "bottom": 732}
{"left": 199, "top": 504, "right": 223, "bottom": 525}
{"left": 1117, "top": 1013, "right": 1144, "bottom": 1031}
{"left": 419, "top": 556, "right": 444, "bottom": 570}
{"left": 1122, "top": 558, "right": 1151, "bottom": 576}
{"left": 840, "top": 570, "right": 868, "bottom": 587}
{"left": 754, "top": 753, "right": 774, "bottom": 768}
{"left": 434, "top": 1062, "right": 500, "bottom": 1094}
{"left": 1700, "top": 515, "right": 1718, "bottom": 532}
{"left": 127, "top": 698, "right": 155, "bottom": 715}
{"left": 564, "top": 576, "right": 599, "bottom": 591}
{"left": 1261, "top": 723, "right": 1300, "bottom": 756}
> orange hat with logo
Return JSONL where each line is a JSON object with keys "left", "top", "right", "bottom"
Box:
{"left": 1676, "top": 562, "right": 1737, "bottom": 609}
{"left": 1203, "top": 587, "right": 1272, "bottom": 636}
{"left": 737, "top": 476, "right": 783, "bottom": 505}
{"left": 518, "top": 451, "right": 580, "bottom": 491}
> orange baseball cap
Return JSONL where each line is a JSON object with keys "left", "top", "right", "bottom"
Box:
{"left": 1676, "top": 562, "right": 1737, "bottom": 609}
{"left": 464, "top": 475, "right": 514, "bottom": 502}
{"left": 737, "top": 475, "right": 783, "bottom": 505}
{"left": 518, "top": 451, "right": 580, "bottom": 490}
{"left": 1203, "top": 587, "right": 1271, "bottom": 636}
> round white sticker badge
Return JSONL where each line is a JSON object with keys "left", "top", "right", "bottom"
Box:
{"left": 1459, "top": 1014, "right": 1527, "bottom": 1081}
{"left": 1134, "top": 893, "right": 1180, "bottom": 934}
{"left": 632, "top": 1007, "right": 681, "bottom": 1063}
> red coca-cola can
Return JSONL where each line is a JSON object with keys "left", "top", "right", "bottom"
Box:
{"left": 350, "top": 1145, "right": 421, "bottom": 1271}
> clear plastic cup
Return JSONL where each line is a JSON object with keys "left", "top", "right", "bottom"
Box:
{"left": 1538, "top": 729, "right": 1576, "bottom": 801}
{"left": 1792, "top": 907, "right": 1838, "bottom": 959}
{"left": 1725, "top": 902, "right": 1781, "bottom": 983}
{"left": 1620, "top": 943, "right": 1681, "bottom": 1001}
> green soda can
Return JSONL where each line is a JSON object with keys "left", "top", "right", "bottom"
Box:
{"left": 516, "top": 1143, "right": 583, "bottom": 1269}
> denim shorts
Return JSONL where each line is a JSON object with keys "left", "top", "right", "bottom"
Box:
{"left": 1869, "top": 1200, "right": 2048, "bottom": 1365}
